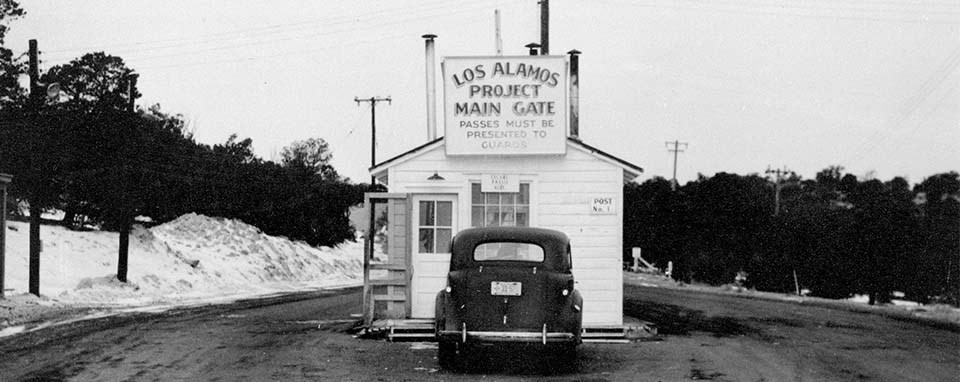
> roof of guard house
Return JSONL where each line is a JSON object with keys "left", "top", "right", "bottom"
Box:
{"left": 369, "top": 137, "right": 643, "bottom": 180}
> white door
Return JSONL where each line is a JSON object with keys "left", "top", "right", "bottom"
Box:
{"left": 410, "top": 194, "right": 457, "bottom": 318}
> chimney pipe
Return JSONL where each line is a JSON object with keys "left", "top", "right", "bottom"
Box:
{"left": 525, "top": 42, "right": 540, "bottom": 56}
{"left": 568, "top": 50, "right": 580, "bottom": 139}
{"left": 424, "top": 34, "right": 438, "bottom": 141}
{"left": 539, "top": 0, "right": 549, "bottom": 55}
{"left": 495, "top": 10, "right": 503, "bottom": 55}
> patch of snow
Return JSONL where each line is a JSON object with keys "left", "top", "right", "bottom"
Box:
{"left": 891, "top": 299, "right": 920, "bottom": 307}
{"left": 1, "top": 213, "right": 363, "bottom": 329}
{"left": 848, "top": 294, "right": 870, "bottom": 304}
{"left": 0, "top": 325, "right": 26, "bottom": 336}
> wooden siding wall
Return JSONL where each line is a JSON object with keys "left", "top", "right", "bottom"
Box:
{"left": 369, "top": 197, "right": 411, "bottom": 319}
{"left": 386, "top": 145, "right": 624, "bottom": 326}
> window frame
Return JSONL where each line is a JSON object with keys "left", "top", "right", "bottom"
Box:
{"left": 469, "top": 182, "right": 531, "bottom": 228}
{"left": 417, "top": 199, "right": 453, "bottom": 254}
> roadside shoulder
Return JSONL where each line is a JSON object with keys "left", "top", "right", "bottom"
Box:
{"left": 623, "top": 271, "right": 960, "bottom": 332}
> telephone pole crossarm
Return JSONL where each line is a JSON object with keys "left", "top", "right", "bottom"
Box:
{"left": 765, "top": 166, "right": 795, "bottom": 216}
{"left": 665, "top": 140, "right": 688, "bottom": 190}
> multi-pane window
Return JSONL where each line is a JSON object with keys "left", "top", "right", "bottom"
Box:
{"left": 471, "top": 183, "right": 529, "bottom": 227}
{"left": 418, "top": 200, "right": 453, "bottom": 253}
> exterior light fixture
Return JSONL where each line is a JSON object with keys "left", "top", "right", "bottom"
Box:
{"left": 428, "top": 171, "right": 445, "bottom": 181}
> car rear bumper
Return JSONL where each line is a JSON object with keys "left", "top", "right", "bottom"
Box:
{"left": 437, "top": 329, "right": 577, "bottom": 344}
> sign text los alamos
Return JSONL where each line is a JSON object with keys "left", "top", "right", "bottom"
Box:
{"left": 443, "top": 56, "right": 567, "bottom": 156}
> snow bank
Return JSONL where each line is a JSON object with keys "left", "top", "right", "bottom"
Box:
{"left": 2, "top": 213, "right": 363, "bottom": 309}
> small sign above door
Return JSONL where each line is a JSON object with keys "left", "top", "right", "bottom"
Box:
{"left": 481, "top": 174, "right": 520, "bottom": 193}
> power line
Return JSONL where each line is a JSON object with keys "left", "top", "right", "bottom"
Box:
{"left": 133, "top": 31, "right": 413, "bottom": 71}
{"left": 594, "top": 0, "right": 960, "bottom": 25}
{"left": 128, "top": 1, "right": 513, "bottom": 72}
{"left": 41, "top": 0, "right": 511, "bottom": 62}
{"left": 686, "top": 0, "right": 960, "bottom": 17}
{"left": 42, "top": 0, "right": 487, "bottom": 56}
{"left": 43, "top": 1, "right": 513, "bottom": 73}
{"left": 844, "top": 47, "right": 960, "bottom": 167}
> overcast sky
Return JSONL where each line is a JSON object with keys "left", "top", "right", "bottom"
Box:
{"left": 8, "top": 0, "right": 959, "bottom": 184}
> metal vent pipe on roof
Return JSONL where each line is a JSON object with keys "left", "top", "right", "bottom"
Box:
{"left": 568, "top": 50, "right": 581, "bottom": 139}
{"left": 526, "top": 43, "right": 541, "bottom": 56}
{"left": 424, "top": 34, "right": 438, "bottom": 141}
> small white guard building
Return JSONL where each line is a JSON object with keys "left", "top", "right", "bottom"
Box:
{"left": 362, "top": 52, "right": 642, "bottom": 330}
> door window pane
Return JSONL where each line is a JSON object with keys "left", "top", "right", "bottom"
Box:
{"left": 436, "top": 229, "right": 452, "bottom": 253}
{"left": 419, "top": 201, "right": 435, "bottom": 226}
{"left": 437, "top": 201, "right": 452, "bottom": 226}
{"left": 418, "top": 228, "right": 434, "bottom": 253}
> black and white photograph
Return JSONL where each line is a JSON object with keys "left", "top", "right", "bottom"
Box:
{"left": 0, "top": 1, "right": 957, "bottom": 380}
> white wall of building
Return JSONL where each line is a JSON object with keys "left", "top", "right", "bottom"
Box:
{"left": 384, "top": 142, "right": 625, "bottom": 326}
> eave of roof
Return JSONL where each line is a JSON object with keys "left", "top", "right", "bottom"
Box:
{"left": 566, "top": 137, "right": 644, "bottom": 177}
{"left": 369, "top": 137, "right": 444, "bottom": 174}
{"left": 369, "top": 136, "right": 643, "bottom": 181}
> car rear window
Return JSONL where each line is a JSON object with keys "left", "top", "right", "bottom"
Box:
{"left": 473, "top": 242, "right": 544, "bottom": 262}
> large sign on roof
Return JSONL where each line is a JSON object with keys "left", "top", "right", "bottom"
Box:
{"left": 442, "top": 56, "right": 567, "bottom": 156}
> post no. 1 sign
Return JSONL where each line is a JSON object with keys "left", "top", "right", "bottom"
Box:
{"left": 442, "top": 56, "right": 567, "bottom": 156}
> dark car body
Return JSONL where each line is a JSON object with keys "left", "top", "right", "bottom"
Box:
{"left": 434, "top": 227, "right": 583, "bottom": 368}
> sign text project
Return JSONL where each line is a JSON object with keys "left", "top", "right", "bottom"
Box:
{"left": 443, "top": 56, "right": 567, "bottom": 156}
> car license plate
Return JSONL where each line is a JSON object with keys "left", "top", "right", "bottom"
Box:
{"left": 491, "top": 281, "right": 521, "bottom": 296}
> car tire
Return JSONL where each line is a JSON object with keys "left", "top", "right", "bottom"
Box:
{"left": 438, "top": 341, "right": 459, "bottom": 370}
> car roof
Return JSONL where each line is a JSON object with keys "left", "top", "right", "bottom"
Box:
{"left": 449, "top": 227, "right": 571, "bottom": 271}
{"left": 454, "top": 226, "right": 569, "bottom": 244}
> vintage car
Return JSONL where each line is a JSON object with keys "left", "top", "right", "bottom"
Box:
{"left": 434, "top": 226, "right": 583, "bottom": 368}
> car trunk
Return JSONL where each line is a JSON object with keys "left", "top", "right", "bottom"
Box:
{"left": 453, "top": 265, "right": 570, "bottom": 332}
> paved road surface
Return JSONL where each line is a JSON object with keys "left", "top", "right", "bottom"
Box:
{"left": 1, "top": 285, "right": 957, "bottom": 381}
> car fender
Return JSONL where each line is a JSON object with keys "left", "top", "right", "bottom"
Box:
{"left": 563, "top": 289, "right": 584, "bottom": 342}
{"left": 434, "top": 290, "right": 459, "bottom": 334}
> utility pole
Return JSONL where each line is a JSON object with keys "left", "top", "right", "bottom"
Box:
{"left": 0, "top": 173, "right": 11, "bottom": 298}
{"left": 354, "top": 96, "right": 391, "bottom": 184}
{"left": 665, "top": 140, "right": 688, "bottom": 190}
{"left": 27, "top": 39, "right": 41, "bottom": 296}
{"left": 539, "top": 0, "right": 549, "bottom": 55}
{"left": 117, "top": 73, "right": 138, "bottom": 284}
{"left": 765, "top": 166, "right": 794, "bottom": 216}
{"left": 766, "top": 165, "right": 799, "bottom": 295}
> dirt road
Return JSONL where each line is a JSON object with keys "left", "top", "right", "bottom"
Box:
{"left": 0, "top": 285, "right": 957, "bottom": 381}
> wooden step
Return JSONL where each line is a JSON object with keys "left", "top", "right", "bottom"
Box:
{"left": 369, "top": 263, "right": 406, "bottom": 270}
{"left": 369, "top": 277, "right": 406, "bottom": 286}
{"left": 372, "top": 294, "right": 407, "bottom": 301}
